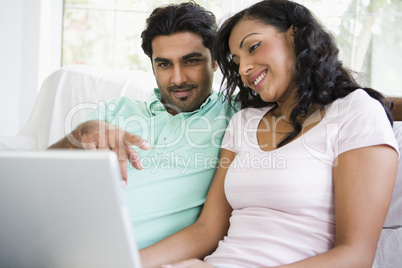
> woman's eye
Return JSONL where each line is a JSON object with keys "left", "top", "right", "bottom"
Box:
{"left": 249, "top": 42, "right": 261, "bottom": 53}
{"left": 231, "top": 58, "right": 239, "bottom": 65}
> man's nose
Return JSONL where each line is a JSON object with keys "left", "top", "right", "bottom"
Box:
{"left": 171, "top": 65, "right": 188, "bottom": 85}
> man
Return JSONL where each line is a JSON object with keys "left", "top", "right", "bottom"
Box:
{"left": 49, "top": 2, "right": 237, "bottom": 249}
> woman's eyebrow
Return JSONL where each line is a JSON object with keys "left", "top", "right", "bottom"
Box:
{"left": 240, "top": 33, "right": 260, "bottom": 48}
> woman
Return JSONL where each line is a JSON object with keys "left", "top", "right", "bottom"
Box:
{"left": 140, "top": 1, "right": 399, "bottom": 267}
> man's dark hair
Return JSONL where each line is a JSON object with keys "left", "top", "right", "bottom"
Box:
{"left": 141, "top": 1, "right": 217, "bottom": 61}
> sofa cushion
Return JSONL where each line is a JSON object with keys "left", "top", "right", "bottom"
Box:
{"left": 384, "top": 121, "right": 402, "bottom": 227}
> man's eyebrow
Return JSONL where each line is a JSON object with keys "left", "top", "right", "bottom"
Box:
{"left": 240, "top": 33, "right": 260, "bottom": 48}
{"left": 153, "top": 52, "right": 204, "bottom": 63}
{"left": 182, "top": 52, "right": 204, "bottom": 60}
{"left": 153, "top": 57, "right": 170, "bottom": 63}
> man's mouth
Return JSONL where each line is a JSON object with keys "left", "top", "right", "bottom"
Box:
{"left": 169, "top": 85, "right": 197, "bottom": 99}
{"left": 173, "top": 89, "right": 192, "bottom": 98}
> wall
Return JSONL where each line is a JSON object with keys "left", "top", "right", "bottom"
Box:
{"left": 0, "top": 0, "right": 62, "bottom": 137}
{"left": 0, "top": 0, "right": 23, "bottom": 137}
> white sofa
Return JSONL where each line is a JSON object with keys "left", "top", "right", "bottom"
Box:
{"left": 0, "top": 65, "right": 156, "bottom": 150}
{"left": 0, "top": 65, "right": 401, "bottom": 267}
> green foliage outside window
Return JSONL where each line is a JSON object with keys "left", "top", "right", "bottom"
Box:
{"left": 62, "top": 0, "right": 402, "bottom": 96}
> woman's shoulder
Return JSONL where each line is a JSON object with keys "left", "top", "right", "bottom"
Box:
{"left": 326, "top": 89, "right": 398, "bottom": 157}
{"left": 327, "top": 89, "right": 386, "bottom": 119}
{"left": 338, "top": 88, "right": 382, "bottom": 107}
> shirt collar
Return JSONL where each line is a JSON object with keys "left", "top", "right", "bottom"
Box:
{"left": 147, "top": 88, "right": 165, "bottom": 114}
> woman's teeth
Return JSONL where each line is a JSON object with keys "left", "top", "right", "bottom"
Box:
{"left": 254, "top": 71, "right": 267, "bottom": 86}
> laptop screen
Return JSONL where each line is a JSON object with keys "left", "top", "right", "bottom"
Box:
{"left": 0, "top": 150, "right": 142, "bottom": 268}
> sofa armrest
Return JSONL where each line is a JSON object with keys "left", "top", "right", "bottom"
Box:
{"left": 384, "top": 121, "right": 402, "bottom": 227}
{"left": 373, "top": 228, "right": 402, "bottom": 268}
{"left": 374, "top": 121, "right": 402, "bottom": 267}
{"left": 0, "top": 135, "right": 38, "bottom": 151}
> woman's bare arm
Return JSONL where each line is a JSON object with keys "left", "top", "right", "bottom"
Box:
{"left": 276, "top": 145, "right": 398, "bottom": 268}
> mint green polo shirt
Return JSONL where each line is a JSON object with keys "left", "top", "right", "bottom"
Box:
{"left": 86, "top": 89, "right": 236, "bottom": 249}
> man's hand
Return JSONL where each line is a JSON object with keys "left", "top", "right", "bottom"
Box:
{"left": 49, "top": 121, "right": 150, "bottom": 184}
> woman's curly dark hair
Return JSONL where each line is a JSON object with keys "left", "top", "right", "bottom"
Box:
{"left": 215, "top": 0, "right": 393, "bottom": 147}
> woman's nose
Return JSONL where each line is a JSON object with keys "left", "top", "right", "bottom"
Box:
{"left": 238, "top": 58, "right": 253, "bottom": 76}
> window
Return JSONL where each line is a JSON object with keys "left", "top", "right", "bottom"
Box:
{"left": 62, "top": 0, "right": 402, "bottom": 96}
{"left": 300, "top": 0, "right": 402, "bottom": 97}
{"left": 62, "top": 0, "right": 227, "bottom": 73}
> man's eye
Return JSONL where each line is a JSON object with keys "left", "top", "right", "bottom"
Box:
{"left": 158, "top": 62, "right": 170, "bottom": 68}
{"left": 186, "top": 59, "right": 200, "bottom": 64}
{"left": 249, "top": 42, "right": 261, "bottom": 53}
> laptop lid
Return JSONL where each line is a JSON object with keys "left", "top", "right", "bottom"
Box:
{"left": 0, "top": 150, "right": 142, "bottom": 268}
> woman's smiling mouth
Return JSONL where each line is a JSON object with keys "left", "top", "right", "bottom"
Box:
{"left": 251, "top": 70, "right": 267, "bottom": 87}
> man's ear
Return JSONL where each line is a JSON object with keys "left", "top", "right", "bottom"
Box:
{"left": 213, "top": 60, "right": 218, "bottom": 71}
{"left": 150, "top": 60, "right": 155, "bottom": 74}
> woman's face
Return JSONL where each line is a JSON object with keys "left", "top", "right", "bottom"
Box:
{"left": 228, "top": 19, "right": 297, "bottom": 103}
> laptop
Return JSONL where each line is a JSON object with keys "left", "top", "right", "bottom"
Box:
{"left": 0, "top": 150, "right": 142, "bottom": 268}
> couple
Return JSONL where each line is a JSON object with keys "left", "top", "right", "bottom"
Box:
{"left": 51, "top": 1, "right": 400, "bottom": 267}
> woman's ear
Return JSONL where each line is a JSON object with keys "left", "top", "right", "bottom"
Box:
{"left": 286, "top": 25, "right": 296, "bottom": 42}
{"left": 291, "top": 25, "right": 298, "bottom": 35}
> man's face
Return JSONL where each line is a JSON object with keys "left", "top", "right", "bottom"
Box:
{"left": 151, "top": 32, "right": 217, "bottom": 115}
